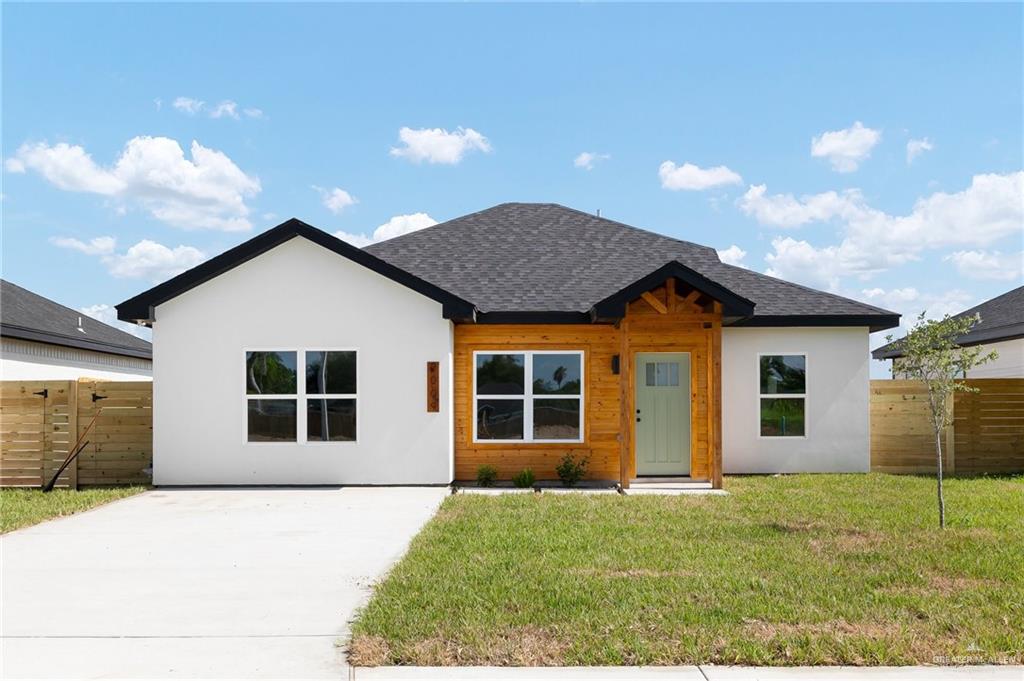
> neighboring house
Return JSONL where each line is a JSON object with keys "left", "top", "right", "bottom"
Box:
{"left": 117, "top": 204, "right": 899, "bottom": 487}
{"left": 2, "top": 279, "right": 152, "bottom": 381}
{"left": 873, "top": 285, "right": 1024, "bottom": 379}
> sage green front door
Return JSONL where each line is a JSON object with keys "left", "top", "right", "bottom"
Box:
{"left": 635, "top": 352, "right": 691, "bottom": 476}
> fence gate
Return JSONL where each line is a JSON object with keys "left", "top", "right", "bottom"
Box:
{"left": 1, "top": 380, "right": 152, "bottom": 488}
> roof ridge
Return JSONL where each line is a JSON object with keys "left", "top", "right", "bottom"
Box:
{"left": 546, "top": 203, "right": 719, "bottom": 256}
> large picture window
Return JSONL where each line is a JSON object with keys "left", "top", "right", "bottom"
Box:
{"left": 246, "top": 349, "right": 357, "bottom": 443}
{"left": 473, "top": 351, "right": 583, "bottom": 443}
{"left": 758, "top": 354, "right": 806, "bottom": 437}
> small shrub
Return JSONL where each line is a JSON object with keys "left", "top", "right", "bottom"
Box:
{"left": 476, "top": 464, "right": 498, "bottom": 487}
{"left": 555, "top": 453, "right": 589, "bottom": 487}
{"left": 512, "top": 468, "right": 536, "bottom": 488}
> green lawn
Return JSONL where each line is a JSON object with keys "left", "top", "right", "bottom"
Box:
{"left": 350, "top": 474, "right": 1023, "bottom": 667}
{"left": 0, "top": 486, "right": 146, "bottom": 533}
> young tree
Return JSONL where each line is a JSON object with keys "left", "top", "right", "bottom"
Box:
{"left": 886, "top": 312, "right": 997, "bottom": 528}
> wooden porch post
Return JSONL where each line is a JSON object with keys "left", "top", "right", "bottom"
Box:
{"left": 619, "top": 319, "right": 631, "bottom": 490}
{"left": 711, "top": 303, "right": 723, "bottom": 489}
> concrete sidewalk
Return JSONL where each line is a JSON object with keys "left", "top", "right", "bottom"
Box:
{"left": 351, "top": 666, "right": 1022, "bottom": 680}
{"left": 1, "top": 487, "right": 448, "bottom": 679}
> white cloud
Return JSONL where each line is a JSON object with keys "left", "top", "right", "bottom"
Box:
{"left": 48, "top": 235, "right": 116, "bottom": 255}
{"left": 209, "top": 100, "right": 239, "bottom": 120}
{"left": 738, "top": 185, "right": 865, "bottom": 228}
{"left": 333, "top": 212, "right": 438, "bottom": 247}
{"left": 658, "top": 161, "right": 742, "bottom": 191}
{"left": 7, "top": 136, "right": 261, "bottom": 231}
{"left": 80, "top": 304, "right": 152, "bottom": 341}
{"left": 944, "top": 250, "right": 1024, "bottom": 281}
{"left": 172, "top": 97, "right": 205, "bottom": 115}
{"left": 389, "top": 127, "right": 491, "bottom": 165}
{"left": 53, "top": 235, "right": 205, "bottom": 282}
{"left": 906, "top": 137, "right": 934, "bottom": 164}
{"left": 574, "top": 152, "right": 609, "bottom": 170}
{"left": 717, "top": 245, "right": 748, "bottom": 268}
{"left": 313, "top": 186, "right": 358, "bottom": 215}
{"left": 860, "top": 286, "right": 975, "bottom": 333}
{"left": 811, "top": 121, "right": 881, "bottom": 173}
{"left": 243, "top": 108, "right": 264, "bottom": 119}
{"left": 749, "top": 172, "right": 1023, "bottom": 290}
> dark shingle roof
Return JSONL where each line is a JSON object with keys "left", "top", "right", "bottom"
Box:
{"left": 2, "top": 279, "right": 152, "bottom": 359}
{"left": 873, "top": 285, "right": 1024, "bottom": 359}
{"left": 366, "top": 203, "right": 898, "bottom": 328}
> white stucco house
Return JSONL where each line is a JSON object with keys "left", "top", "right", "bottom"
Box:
{"left": 874, "top": 285, "right": 1024, "bottom": 379}
{"left": 116, "top": 204, "right": 900, "bottom": 488}
{"left": 1, "top": 279, "right": 151, "bottom": 381}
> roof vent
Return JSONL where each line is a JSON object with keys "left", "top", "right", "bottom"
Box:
{"left": 77, "top": 316, "right": 86, "bottom": 334}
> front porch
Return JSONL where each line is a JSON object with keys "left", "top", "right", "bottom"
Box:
{"left": 453, "top": 266, "right": 753, "bottom": 491}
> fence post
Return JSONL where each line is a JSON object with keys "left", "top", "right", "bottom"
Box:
{"left": 945, "top": 396, "right": 956, "bottom": 475}
{"left": 67, "top": 380, "right": 80, "bottom": 489}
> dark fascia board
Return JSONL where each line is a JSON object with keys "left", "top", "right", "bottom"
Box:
{"left": 872, "top": 321, "right": 1024, "bottom": 359}
{"left": 473, "top": 311, "right": 595, "bottom": 324}
{"left": 116, "top": 218, "right": 477, "bottom": 323}
{"left": 1, "top": 324, "right": 153, "bottom": 360}
{"left": 733, "top": 314, "right": 901, "bottom": 334}
{"left": 591, "top": 260, "right": 756, "bottom": 320}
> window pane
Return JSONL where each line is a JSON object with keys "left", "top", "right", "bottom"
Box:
{"left": 533, "top": 354, "right": 582, "bottom": 395}
{"left": 645, "top": 362, "right": 656, "bottom": 386}
{"left": 533, "top": 398, "right": 581, "bottom": 440}
{"left": 306, "top": 351, "right": 356, "bottom": 394}
{"left": 760, "top": 355, "right": 806, "bottom": 394}
{"left": 668, "top": 362, "right": 679, "bottom": 387}
{"left": 760, "top": 398, "right": 805, "bottom": 437}
{"left": 246, "top": 351, "right": 297, "bottom": 395}
{"left": 476, "top": 399, "right": 524, "bottom": 439}
{"left": 476, "top": 354, "right": 525, "bottom": 395}
{"left": 247, "top": 399, "right": 297, "bottom": 442}
{"left": 307, "top": 399, "right": 356, "bottom": 441}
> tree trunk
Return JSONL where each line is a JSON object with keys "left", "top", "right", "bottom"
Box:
{"left": 935, "top": 429, "right": 946, "bottom": 529}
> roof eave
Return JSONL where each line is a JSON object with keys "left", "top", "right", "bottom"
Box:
{"left": 1, "top": 324, "right": 153, "bottom": 360}
{"left": 733, "top": 314, "right": 902, "bottom": 334}
{"left": 116, "top": 219, "right": 477, "bottom": 323}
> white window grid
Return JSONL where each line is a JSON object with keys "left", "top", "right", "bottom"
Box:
{"left": 756, "top": 352, "right": 807, "bottom": 439}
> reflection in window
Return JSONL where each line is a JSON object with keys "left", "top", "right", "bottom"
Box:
{"left": 759, "top": 355, "right": 806, "bottom": 437}
{"left": 477, "top": 399, "right": 524, "bottom": 440}
{"left": 307, "top": 398, "right": 356, "bottom": 442}
{"left": 247, "top": 399, "right": 297, "bottom": 442}
{"left": 473, "top": 351, "right": 583, "bottom": 442}
{"left": 306, "top": 351, "right": 356, "bottom": 395}
{"left": 476, "top": 354, "right": 525, "bottom": 395}
{"left": 246, "top": 351, "right": 297, "bottom": 395}
{"left": 645, "top": 362, "right": 679, "bottom": 387}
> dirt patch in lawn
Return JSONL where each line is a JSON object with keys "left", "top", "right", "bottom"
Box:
{"left": 347, "top": 634, "right": 392, "bottom": 667}
{"left": 350, "top": 627, "right": 570, "bottom": 667}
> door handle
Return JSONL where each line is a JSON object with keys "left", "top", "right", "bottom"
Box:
{"left": 636, "top": 417, "right": 642, "bottom": 423}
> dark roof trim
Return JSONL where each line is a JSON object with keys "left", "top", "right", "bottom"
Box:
{"left": 733, "top": 314, "right": 901, "bottom": 334}
{"left": 1, "top": 323, "right": 153, "bottom": 360}
{"left": 474, "top": 311, "right": 596, "bottom": 325}
{"left": 591, "top": 260, "right": 756, "bottom": 320}
{"left": 872, "top": 321, "right": 1024, "bottom": 359}
{"left": 116, "top": 219, "right": 477, "bottom": 323}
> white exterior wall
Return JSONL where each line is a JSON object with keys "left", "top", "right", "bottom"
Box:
{"left": 722, "top": 327, "right": 870, "bottom": 473}
{"left": 1, "top": 337, "right": 152, "bottom": 381}
{"left": 965, "top": 338, "right": 1024, "bottom": 378}
{"left": 152, "top": 237, "right": 454, "bottom": 485}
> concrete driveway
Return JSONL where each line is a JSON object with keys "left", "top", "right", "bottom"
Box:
{"left": 1, "top": 487, "right": 448, "bottom": 679}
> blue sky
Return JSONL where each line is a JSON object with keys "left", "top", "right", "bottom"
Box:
{"left": 3, "top": 3, "right": 1022, "bottom": 377}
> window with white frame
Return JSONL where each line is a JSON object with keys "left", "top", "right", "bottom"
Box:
{"left": 473, "top": 351, "right": 583, "bottom": 442}
{"left": 245, "top": 350, "right": 357, "bottom": 443}
{"left": 758, "top": 354, "right": 806, "bottom": 437}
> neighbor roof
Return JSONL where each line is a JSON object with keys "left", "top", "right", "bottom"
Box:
{"left": 2, "top": 279, "right": 152, "bottom": 359}
{"left": 366, "top": 203, "right": 900, "bottom": 330}
{"left": 872, "top": 285, "right": 1024, "bottom": 360}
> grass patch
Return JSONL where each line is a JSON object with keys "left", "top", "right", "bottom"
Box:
{"left": 350, "top": 474, "right": 1023, "bottom": 666}
{"left": 1, "top": 486, "right": 146, "bottom": 533}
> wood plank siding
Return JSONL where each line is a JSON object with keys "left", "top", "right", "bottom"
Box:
{"left": 453, "top": 282, "right": 723, "bottom": 487}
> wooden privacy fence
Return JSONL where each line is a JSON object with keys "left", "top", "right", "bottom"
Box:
{"left": 870, "top": 379, "right": 1024, "bottom": 474}
{"left": 0, "top": 380, "right": 152, "bottom": 488}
